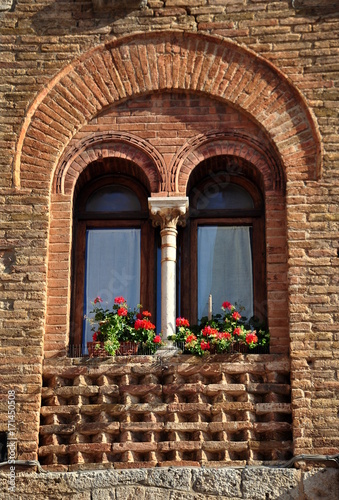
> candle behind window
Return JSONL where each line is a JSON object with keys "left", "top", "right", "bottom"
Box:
{"left": 208, "top": 294, "right": 212, "bottom": 321}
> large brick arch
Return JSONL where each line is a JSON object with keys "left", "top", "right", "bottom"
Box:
{"left": 14, "top": 31, "right": 321, "bottom": 191}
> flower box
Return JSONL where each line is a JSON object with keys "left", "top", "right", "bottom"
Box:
{"left": 172, "top": 301, "right": 269, "bottom": 357}
{"left": 117, "top": 341, "right": 139, "bottom": 356}
{"left": 87, "top": 295, "right": 163, "bottom": 357}
{"left": 87, "top": 341, "right": 108, "bottom": 358}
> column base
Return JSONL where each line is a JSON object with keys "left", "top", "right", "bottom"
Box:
{"left": 156, "top": 341, "right": 180, "bottom": 357}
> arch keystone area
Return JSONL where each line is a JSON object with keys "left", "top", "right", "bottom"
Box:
{"left": 14, "top": 31, "right": 322, "bottom": 190}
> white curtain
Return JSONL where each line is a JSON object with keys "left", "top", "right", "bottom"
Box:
{"left": 198, "top": 226, "right": 253, "bottom": 320}
{"left": 83, "top": 228, "right": 141, "bottom": 347}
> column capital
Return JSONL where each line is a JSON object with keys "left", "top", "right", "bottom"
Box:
{"left": 148, "top": 197, "right": 189, "bottom": 229}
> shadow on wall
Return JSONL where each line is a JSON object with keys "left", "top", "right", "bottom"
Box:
{"left": 241, "top": 467, "right": 339, "bottom": 500}
{"left": 289, "top": 468, "right": 339, "bottom": 500}
{"left": 31, "top": 0, "right": 145, "bottom": 35}
{"left": 292, "top": 0, "right": 339, "bottom": 16}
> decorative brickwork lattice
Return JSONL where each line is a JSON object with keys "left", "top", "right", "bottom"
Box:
{"left": 39, "top": 355, "right": 292, "bottom": 471}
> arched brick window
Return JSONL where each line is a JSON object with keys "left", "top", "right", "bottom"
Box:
{"left": 180, "top": 157, "right": 266, "bottom": 328}
{"left": 71, "top": 162, "right": 157, "bottom": 351}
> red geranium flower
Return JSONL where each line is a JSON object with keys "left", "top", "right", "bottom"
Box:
{"left": 135, "top": 318, "right": 155, "bottom": 330}
{"left": 114, "top": 296, "right": 126, "bottom": 304}
{"left": 233, "top": 327, "right": 242, "bottom": 336}
{"left": 186, "top": 334, "right": 197, "bottom": 343}
{"left": 92, "top": 331, "right": 98, "bottom": 341}
{"left": 200, "top": 340, "right": 210, "bottom": 351}
{"left": 117, "top": 307, "right": 128, "bottom": 317}
{"left": 134, "top": 318, "right": 144, "bottom": 330}
{"left": 142, "top": 310, "right": 152, "bottom": 317}
{"left": 222, "top": 301, "right": 232, "bottom": 310}
{"left": 232, "top": 311, "right": 241, "bottom": 321}
{"left": 176, "top": 317, "right": 190, "bottom": 328}
{"left": 246, "top": 332, "right": 258, "bottom": 345}
{"left": 153, "top": 335, "right": 161, "bottom": 343}
{"left": 202, "top": 326, "right": 218, "bottom": 337}
{"left": 220, "top": 331, "right": 232, "bottom": 340}
{"left": 94, "top": 296, "right": 103, "bottom": 304}
{"left": 136, "top": 312, "right": 143, "bottom": 320}
{"left": 144, "top": 320, "right": 155, "bottom": 330}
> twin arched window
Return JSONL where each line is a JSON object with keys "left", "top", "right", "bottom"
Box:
{"left": 71, "top": 168, "right": 266, "bottom": 349}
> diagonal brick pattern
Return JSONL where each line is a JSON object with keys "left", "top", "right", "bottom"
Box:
{"left": 39, "top": 355, "right": 292, "bottom": 471}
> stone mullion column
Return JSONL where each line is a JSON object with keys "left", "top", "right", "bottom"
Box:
{"left": 160, "top": 223, "right": 178, "bottom": 340}
{"left": 148, "top": 197, "right": 189, "bottom": 344}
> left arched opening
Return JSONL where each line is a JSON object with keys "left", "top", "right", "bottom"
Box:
{"left": 70, "top": 158, "right": 158, "bottom": 354}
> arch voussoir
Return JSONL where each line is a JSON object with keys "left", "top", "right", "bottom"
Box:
{"left": 172, "top": 133, "right": 283, "bottom": 194}
{"left": 55, "top": 132, "right": 166, "bottom": 195}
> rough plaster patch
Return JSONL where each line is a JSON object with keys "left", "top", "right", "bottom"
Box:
{"left": 303, "top": 469, "right": 339, "bottom": 500}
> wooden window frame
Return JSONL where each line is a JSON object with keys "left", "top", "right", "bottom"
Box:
{"left": 71, "top": 175, "right": 156, "bottom": 347}
{"left": 180, "top": 175, "right": 266, "bottom": 325}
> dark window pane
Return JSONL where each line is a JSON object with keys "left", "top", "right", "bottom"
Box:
{"left": 86, "top": 185, "right": 141, "bottom": 212}
{"left": 196, "top": 183, "right": 254, "bottom": 210}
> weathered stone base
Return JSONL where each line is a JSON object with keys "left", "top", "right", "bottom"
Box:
{"left": 1, "top": 467, "right": 339, "bottom": 499}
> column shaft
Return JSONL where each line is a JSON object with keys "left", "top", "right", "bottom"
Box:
{"left": 160, "top": 226, "right": 177, "bottom": 339}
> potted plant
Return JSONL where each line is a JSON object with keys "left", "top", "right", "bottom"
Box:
{"left": 171, "top": 301, "right": 269, "bottom": 356}
{"left": 87, "top": 296, "right": 162, "bottom": 356}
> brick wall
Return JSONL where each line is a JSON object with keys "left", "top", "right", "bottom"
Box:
{"left": 0, "top": 0, "right": 338, "bottom": 475}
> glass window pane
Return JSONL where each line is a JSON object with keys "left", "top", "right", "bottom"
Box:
{"left": 196, "top": 183, "right": 254, "bottom": 210}
{"left": 86, "top": 185, "right": 141, "bottom": 212}
{"left": 83, "top": 228, "right": 141, "bottom": 349}
{"left": 198, "top": 226, "right": 253, "bottom": 320}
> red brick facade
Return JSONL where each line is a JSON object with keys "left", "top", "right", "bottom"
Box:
{"left": 0, "top": 0, "right": 338, "bottom": 477}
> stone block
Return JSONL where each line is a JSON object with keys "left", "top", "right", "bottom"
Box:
{"left": 303, "top": 469, "right": 339, "bottom": 500}
{"left": 191, "top": 468, "right": 242, "bottom": 497}
{"left": 242, "top": 468, "right": 302, "bottom": 500}
{"left": 145, "top": 467, "right": 191, "bottom": 491}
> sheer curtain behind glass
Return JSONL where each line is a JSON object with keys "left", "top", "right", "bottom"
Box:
{"left": 84, "top": 228, "right": 141, "bottom": 348}
{"left": 198, "top": 226, "right": 253, "bottom": 319}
